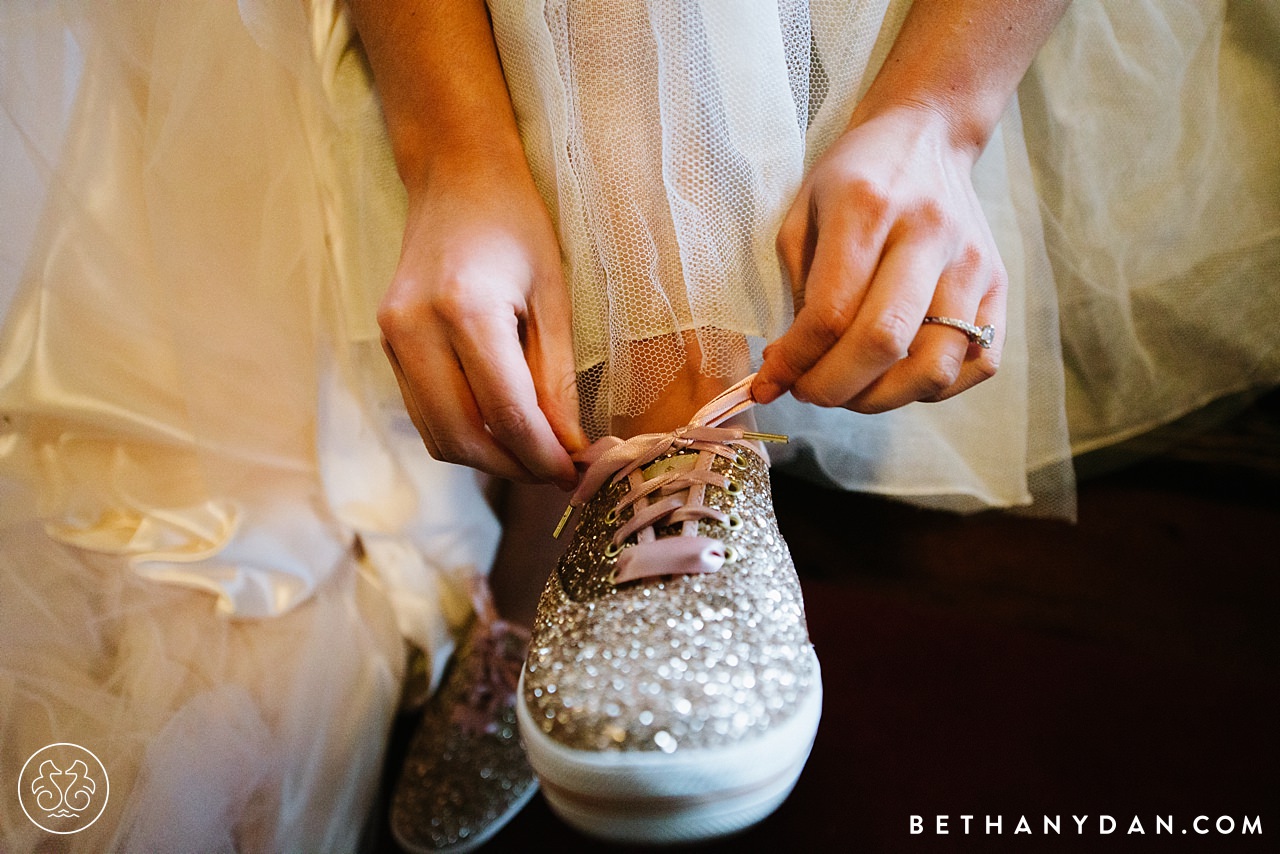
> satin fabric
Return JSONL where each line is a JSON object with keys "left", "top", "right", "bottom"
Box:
{"left": 2, "top": 0, "right": 1277, "bottom": 849}
{"left": 0, "top": 1, "right": 499, "bottom": 849}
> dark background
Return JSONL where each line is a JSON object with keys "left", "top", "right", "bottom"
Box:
{"left": 370, "top": 388, "right": 1279, "bottom": 853}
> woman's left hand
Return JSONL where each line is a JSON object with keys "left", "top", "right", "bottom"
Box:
{"left": 753, "top": 103, "right": 1006, "bottom": 412}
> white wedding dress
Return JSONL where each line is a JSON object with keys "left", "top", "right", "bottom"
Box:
{"left": 1, "top": 0, "right": 1276, "bottom": 850}
{"left": 0, "top": 2, "right": 499, "bottom": 850}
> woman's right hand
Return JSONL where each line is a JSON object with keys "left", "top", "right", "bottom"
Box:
{"left": 378, "top": 157, "right": 586, "bottom": 491}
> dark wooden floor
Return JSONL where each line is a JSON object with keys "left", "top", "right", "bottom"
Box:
{"left": 368, "top": 390, "right": 1279, "bottom": 853}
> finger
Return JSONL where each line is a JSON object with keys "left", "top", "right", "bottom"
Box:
{"left": 774, "top": 194, "right": 816, "bottom": 315}
{"left": 789, "top": 231, "right": 949, "bottom": 407}
{"left": 754, "top": 202, "right": 888, "bottom": 404}
{"left": 415, "top": 349, "right": 539, "bottom": 482}
{"left": 844, "top": 250, "right": 986, "bottom": 412}
{"left": 451, "top": 310, "right": 579, "bottom": 486}
{"left": 845, "top": 321, "right": 970, "bottom": 415}
{"left": 525, "top": 274, "right": 589, "bottom": 462}
{"left": 389, "top": 332, "right": 539, "bottom": 483}
{"left": 382, "top": 336, "right": 443, "bottom": 459}
{"left": 927, "top": 262, "right": 1007, "bottom": 402}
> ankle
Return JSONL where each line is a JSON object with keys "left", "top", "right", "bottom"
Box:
{"left": 489, "top": 481, "right": 569, "bottom": 627}
{"left": 610, "top": 371, "right": 746, "bottom": 438}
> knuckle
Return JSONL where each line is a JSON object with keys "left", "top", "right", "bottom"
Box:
{"left": 920, "top": 351, "right": 963, "bottom": 397}
{"left": 904, "top": 198, "right": 951, "bottom": 236}
{"left": 377, "top": 277, "right": 479, "bottom": 337}
{"left": 813, "top": 305, "right": 852, "bottom": 345}
{"left": 433, "top": 290, "right": 486, "bottom": 328}
{"left": 542, "top": 366, "right": 580, "bottom": 408}
{"left": 843, "top": 395, "right": 887, "bottom": 415}
{"left": 775, "top": 212, "right": 803, "bottom": 256}
{"left": 792, "top": 377, "right": 845, "bottom": 408}
{"left": 765, "top": 340, "right": 811, "bottom": 383}
{"left": 431, "top": 436, "right": 477, "bottom": 468}
{"left": 379, "top": 272, "right": 497, "bottom": 332}
{"left": 955, "top": 242, "right": 985, "bottom": 277}
{"left": 974, "top": 349, "right": 1000, "bottom": 381}
{"left": 774, "top": 228, "right": 791, "bottom": 258}
{"left": 485, "top": 402, "right": 535, "bottom": 443}
{"left": 377, "top": 293, "right": 416, "bottom": 338}
{"left": 840, "top": 177, "right": 891, "bottom": 220}
{"left": 862, "top": 310, "right": 916, "bottom": 362}
{"left": 989, "top": 260, "right": 1010, "bottom": 294}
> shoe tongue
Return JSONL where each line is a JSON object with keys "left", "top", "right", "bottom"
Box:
{"left": 641, "top": 453, "right": 698, "bottom": 481}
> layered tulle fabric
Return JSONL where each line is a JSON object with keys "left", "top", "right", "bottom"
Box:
{"left": 488, "top": 0, "right": 1074, "bottom": 513}
{"left": 2, "top": 0, "right": 1278, "bottom": 849}
{"left": 0, "top": 0, "right": 498, "bottom": 849}
{"left": 1021, "top": 0, "right": 1280, "bottom": 453}
{"left": 488, "top": 0, "right": 1279, "bottom": 517}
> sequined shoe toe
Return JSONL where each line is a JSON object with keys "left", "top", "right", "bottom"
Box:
{"left": 390, "top": 579, "right": 537, "bottom": 853}
{"left": 517, "top": 374, "right": 822, "bottom": 844}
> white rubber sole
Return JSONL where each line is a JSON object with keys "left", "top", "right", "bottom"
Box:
{"left": 517, "top": 654, "right": 822, "bottom": 844}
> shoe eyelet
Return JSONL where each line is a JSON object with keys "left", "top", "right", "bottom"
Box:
{"left": 732, "top": 453, "right": 748, "bottom": 470}
{"left": 603, "top": 507, "right": 620, "bottom": 525}
{"left": 723, "top": 545, "right": 740, "bottom": 564}
{"left": 725, "top": 513, "right": 743, "bottom": 531}
{"left": 725, "top": 479, "right": 742, "bottom": 496}
{"left": 604, "top": 541, "right": 623, "bottom": 558}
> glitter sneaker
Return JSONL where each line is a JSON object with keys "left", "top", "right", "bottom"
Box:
{"left": 517, "top": 374, "right": 822, "bottom": 844}
{"left": 390, "top": 578, "right": 538, "bottom": 853}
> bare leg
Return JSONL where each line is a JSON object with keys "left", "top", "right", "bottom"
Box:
{"left": 609, "top": 330, "right": 749, "bottom": 437}
{"left": 487, "top": 480, "right": 568, "bottom": 628}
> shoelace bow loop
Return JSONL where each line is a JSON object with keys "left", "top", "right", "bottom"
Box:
{"left": 451, "top": 577, "right": 529, "bottom": 737}
{"left": 551, "top": 374, "right": 787, "bottom": 584}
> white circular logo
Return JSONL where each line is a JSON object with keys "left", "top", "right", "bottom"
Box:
{"left": 17, "top": 743, "right": 109, "bottom": 835}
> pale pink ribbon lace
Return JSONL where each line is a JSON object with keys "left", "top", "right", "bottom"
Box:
{"left": 450, "top": 576, "right": 528, "bottom": 737}
{"left": 553, "top": 373, "right": 786, "bottom": 586}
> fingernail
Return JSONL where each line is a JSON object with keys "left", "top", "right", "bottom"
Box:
{"left": 752, "top": 377, "right": 781, "bottom": 404}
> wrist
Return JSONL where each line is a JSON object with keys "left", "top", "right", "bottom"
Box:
{"left": 393, "top": 124, "right": 531, "bottom": 199}
{"left": 844, "top": 98, "right": 988, "bottom": 167}
{"left": 846, "top": 0, "right": 1069, "bottom": 161}
{"left": 351, "top": 0, "right": 532, "bottom": 198}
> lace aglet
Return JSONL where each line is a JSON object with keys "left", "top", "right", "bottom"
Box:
{"left": 742, "top": 430, "right": 789, "bottom": 444}
{"left": 552, "top": 504, "right": 574, "bottom": 539}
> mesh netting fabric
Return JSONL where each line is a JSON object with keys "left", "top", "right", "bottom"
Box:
{"left": 488, "top": 0, "right": 907, "bottom": 438}
{"left": 487, "top": 0, "right": 1079, "bottom": 515}
{"left": 1020, "top": 0, "right": 1280, "bottom": 455}
{"left": 487, "top": 0, "right": 1280, "bottom": 517}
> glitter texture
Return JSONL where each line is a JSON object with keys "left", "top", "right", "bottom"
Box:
{"left": 392, "top": 618, "right": 537, "bottom": 852}
{"left": 522, "top": 445, "right": 819, "bottom": 753}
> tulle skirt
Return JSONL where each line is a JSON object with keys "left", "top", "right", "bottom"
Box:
{"left": 1, "top": 0, "right": 1277, "bottom": 850}
{"left": 488, "top": 0, "right": 1280, "bottom": 517}
{"left": 0, "top": 1, "right": 499, "bottom": 849}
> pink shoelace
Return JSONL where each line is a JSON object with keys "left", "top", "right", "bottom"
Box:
{"left": 553, "top": 373, "right": 787, "bottom": 585}
{"left": 450, "top": 577, "right": 528, "bottom": 737}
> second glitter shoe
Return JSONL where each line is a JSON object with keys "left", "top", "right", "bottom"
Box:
{"left": 517, "top": 374, "right": 822, "bottom": 844}
{"left": 391, "top": 577, "right": 537, "bottom": 853}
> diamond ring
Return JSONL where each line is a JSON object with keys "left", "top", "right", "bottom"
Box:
{"left": 921, "top": 316, "right": 995, "bottom": 349}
